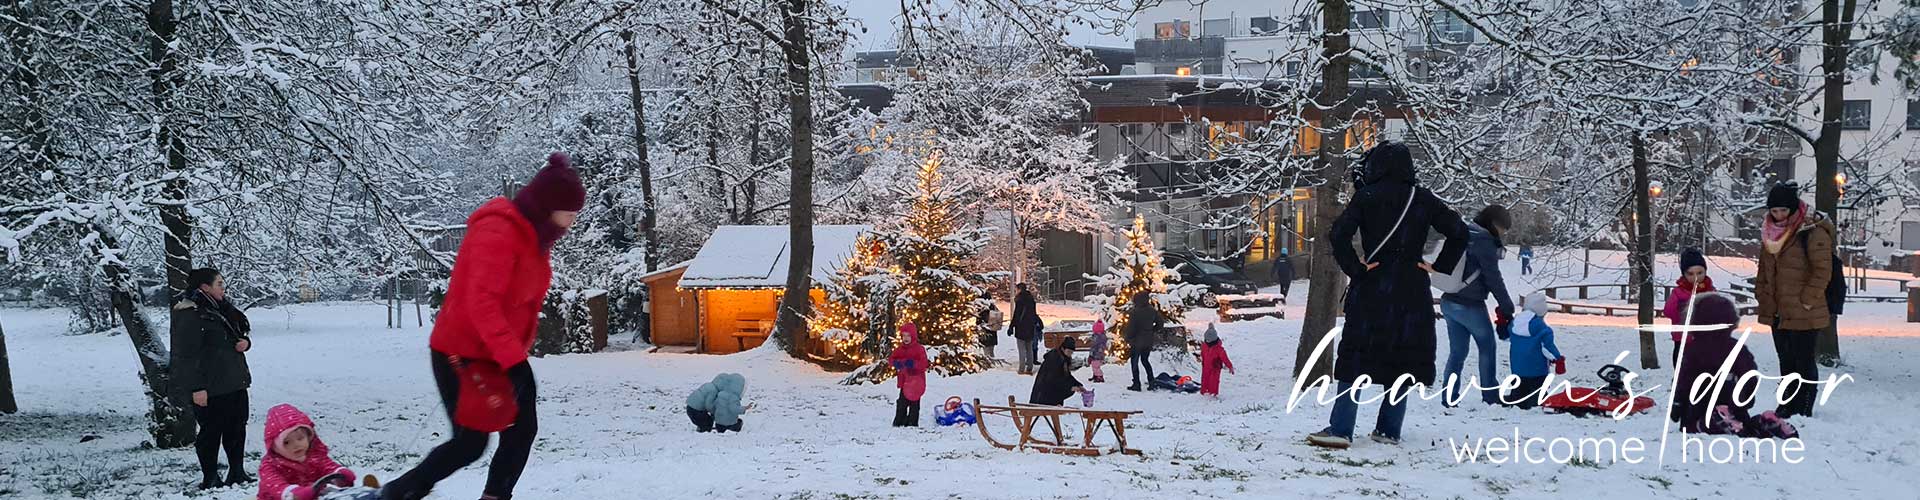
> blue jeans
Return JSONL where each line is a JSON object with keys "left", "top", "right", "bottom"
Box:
{"left": 1323, "top": 380, "right": 1409, "bottom": 440}
{"left": 1440, "top": 300, "right": 1500, "bottom": 405}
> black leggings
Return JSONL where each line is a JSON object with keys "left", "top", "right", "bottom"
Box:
{"left": 892, "top": 393, "right": 921, "bottom": 427}
{"left": 1771, "top": 328, "right": 1820, "bottom": 418}
{"left": 1130, "top": 349, "right": 1155, "bottom": 387}
{"left": 191, "top": 390, "right": 249, "bottom": 479}
{"left": 385, "top": 352, "right": 539, "bottom": 499}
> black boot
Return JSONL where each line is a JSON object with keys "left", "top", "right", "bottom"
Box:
{"left": 225, "top": 467, "right": 255, "bottom": 486}
{"left": 197, "top": 470, "right": 222, "bottom": 490}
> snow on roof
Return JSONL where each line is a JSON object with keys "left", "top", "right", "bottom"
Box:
{"left": 679, "top": 225, "right": 871, "bottom": 289}
{"left": 635, "top": 260, "right": 692, "bottom": 282}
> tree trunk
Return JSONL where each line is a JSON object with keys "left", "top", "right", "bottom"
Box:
{"left": 147, "top": 0, "right": 191, "bottom": 301}
{"left": 1812, "top": 0, "right": 1857, "bottom": 367}
{"left": 772, "top": 0, "right": 818, "bottom": 358}
{"left": 1632, "top": 134, "right": 1659, "bottom": 370}
{"left": 1295, "top": 0, "right": 1353, "bottom": 382}
{"left": 93, "top": 225, "right": 197, "bottom": 447}
{"left": 621, "top": 31, "right": 660, "bottom": 273}
{"left": 0, "top": 313, "right": 16, "bottom": 414}
{"left": 742, "top": 106, "right": 764, "bottom": 225}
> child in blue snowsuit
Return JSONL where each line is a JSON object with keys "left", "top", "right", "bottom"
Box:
{"left": 1503, "top": 291, "right": 1564, "bottom": 409}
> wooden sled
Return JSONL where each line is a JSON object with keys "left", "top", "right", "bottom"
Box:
{"left": 974, "top": 396, "right": 1143, "bottom": 456}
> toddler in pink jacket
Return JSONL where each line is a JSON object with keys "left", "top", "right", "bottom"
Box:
{"left": 258, "top": 404, "right": 359, "bottom": 500}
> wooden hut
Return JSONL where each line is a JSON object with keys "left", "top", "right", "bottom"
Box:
{"left": 639, "top": 225, "right": 870, "bottom": 354}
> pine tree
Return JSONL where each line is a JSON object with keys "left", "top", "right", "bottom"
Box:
{"left": 811, "top": 234, "right": 892, "bottom": 368}
{"left": 1088, "top": 215, "right": 1204, "bottom": 360}
{"left": 880, "top": 153, "right": 995, "bottom": 376}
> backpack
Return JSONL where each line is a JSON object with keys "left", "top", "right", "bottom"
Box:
{"left": 1429, "top": 256, "right": 1481, "bottom": 294}
{"left": 1798, "top": 231, "right": 1846, "bottom": 316}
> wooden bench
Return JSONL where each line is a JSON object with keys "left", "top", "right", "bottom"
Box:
{"left": 731, "top": 319, "right": 771, "bottom": 351}
{"left": 974, "top": 396, "right": 1142, "bottom": 456}
{"left": 1217, "top": 293, "right": 1284, "bottom": 322}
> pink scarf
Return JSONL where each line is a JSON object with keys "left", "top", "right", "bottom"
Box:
{"left": 1761, "top": 201, "right": 1806, "bottom": 255}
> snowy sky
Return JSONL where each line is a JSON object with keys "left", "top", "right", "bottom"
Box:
{"left": 835, "top": 0, "right": 1134, "bottom": 51}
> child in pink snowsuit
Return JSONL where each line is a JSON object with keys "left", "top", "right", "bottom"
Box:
{"left": 1087, "top": 320, "right": 1109, "bottom": 383}
{"left": 258, "top": 404, "right": 356, "bottom": 500}
{"left": 889, "top": 323, "right": 930, "bottom": 427}
{"left": 1199, "top": 324, "right": 1235, "bottom": 397}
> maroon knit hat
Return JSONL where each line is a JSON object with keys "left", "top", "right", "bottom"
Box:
{"left": 512, "top": 152, "right": 586, "bottom": 250}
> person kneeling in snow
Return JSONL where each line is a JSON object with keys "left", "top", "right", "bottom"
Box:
{"left": 1030, "top": 337, "right": 1088, "bottom": 406}
{"left": 1502, "top": 292, "right": 1564, "bottom": 410}
{"left": 687, "top": 373, "right": 749, "bottom": 433}
{"left": 259, "top": 404, "right": 363, "bottom": 500}
{"left": 1675, "top": 292, "right": 1797, "bottom": 439}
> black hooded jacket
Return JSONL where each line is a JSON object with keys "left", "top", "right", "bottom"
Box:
{"left": 1326, "top": 142, "right": 1471, "bottom": 385}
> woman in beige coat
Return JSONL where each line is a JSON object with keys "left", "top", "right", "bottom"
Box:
{"left": 1753, "top": 183, "right": 1835, "bottom": 418}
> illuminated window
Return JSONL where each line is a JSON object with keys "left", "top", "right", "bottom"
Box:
{"left": 1155, "top": 21, "right": 1191, "bottom": 39}
{"left": 1176, "top": 66, "right": 1194, "bottom": 76}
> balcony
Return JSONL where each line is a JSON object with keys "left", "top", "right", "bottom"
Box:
{"left": 1134, "top": 37, "right": 1225, "bottom": 64}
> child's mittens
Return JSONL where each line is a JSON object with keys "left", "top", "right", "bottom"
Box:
{"left": 1552, "top": 358, "right": 1567, "bottom": 375}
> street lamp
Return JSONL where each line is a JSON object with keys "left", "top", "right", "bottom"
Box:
{"left": 1648, "top": 180, "right": 1664, "bottom": 198}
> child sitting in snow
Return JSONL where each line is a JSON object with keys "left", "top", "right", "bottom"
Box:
{"left": 1675, "top": 292, "right": 1798, "bottom": 439}
{"left": 258, "top": 404, "right": 369, "bottom": 500}
{"left": 687, "top": 373, "right": 749, "bottom": 433}
{"left": 1198, "top": 324, "right": 1235, "bottom": 398}
{"left": 1087, "top": 320, "right": 1110, "bottom": 383}
{"left": 1503, "top": 292, "right": 1565, "bottom": 410}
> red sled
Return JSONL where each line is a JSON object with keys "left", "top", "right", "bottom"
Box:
{"left": 1540, "top": 364, "right": 1656, "bottom": 417}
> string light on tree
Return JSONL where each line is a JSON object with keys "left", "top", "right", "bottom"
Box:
{"left": 827, "top": 151, "right": 999, "bottom": 383}
{"left": 1085, "top": 214, "right": 1204, "bottom": 360}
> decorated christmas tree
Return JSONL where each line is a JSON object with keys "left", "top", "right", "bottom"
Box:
{"left": 1086, "top": 215, "right": 1204, "bottom": 360}
{"left": 832, "top": 152, "right": 996, "bottom": 383}
{"left": 810, "top": 234, "right": 893, "bottom": 368}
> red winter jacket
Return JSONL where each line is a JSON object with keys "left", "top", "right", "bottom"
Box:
{"left": 1200, "top": 341, "right": 1234, "bottom": 396}
{"left": 1662, "top": 276, "right": 1716, "bottom": 343}
{"left": 889, "top": 325, "right": 930, "bottom": 402}
{"left": 259, "top": 404, "right": 352, "bottom": 500}
{"left": 430, "top": 197, "right": 553, "bottom": 369}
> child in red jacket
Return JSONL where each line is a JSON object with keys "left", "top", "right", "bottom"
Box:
{"left": 1199, "top": 324, "right": 1235, "bottom": 397}
{"left": 259, "top": 404, "right": 362, "bottom": 500}
{"left": 889, "top": 323, "right": 930, "bottom": 427}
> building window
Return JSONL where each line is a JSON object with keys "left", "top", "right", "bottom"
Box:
{"left": 1155, "top": 21, "right": 1191, "bottom": 39}
{"left": 1203, "top": 18, "right": 1233, "bottom": 38}
{"left": 1286, "top": 60, "right": 1302, "bottom": 77}
{"left": 1903, "top": 221, "right": 1920, "bottom": 250}
{"left": 1842, "top": 99, "right": 1871, "bottom": 130}
{"left": 1429, "top": 11, "right": 1471, "bottom": 44}
{"left": 1292, "top": 15, "right": 1313, "bottom": 33}
{"left": 1907, "top": 100, "right": 1920, "bottom": 129}
{"left": 1175, "top": 66, "right": 1193, "bottom": 76}
{"left": 1251, "top": 17, "right": 1280, "bottom": 35}
{"left": 1351, "top": 62, "right": 1386, "bottom": 80}
{"left": 1352, "top": 10, "right": 1389, "bottom": 30}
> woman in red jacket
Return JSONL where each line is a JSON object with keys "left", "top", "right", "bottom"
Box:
{"left": 382, "top": 153, "right": 584, "bottom": 500}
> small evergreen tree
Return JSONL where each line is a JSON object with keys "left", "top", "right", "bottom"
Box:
{"left": 1087, "top": 215, "right": 1204, "bottom": 360}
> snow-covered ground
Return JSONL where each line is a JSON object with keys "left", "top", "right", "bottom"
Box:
{"left": 2, "top": 248, "right": 1915, "bottom": 499}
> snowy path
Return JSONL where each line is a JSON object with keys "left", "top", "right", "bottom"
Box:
{"left": 2, "top": 250, "right": 1916, "bottom": 499}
